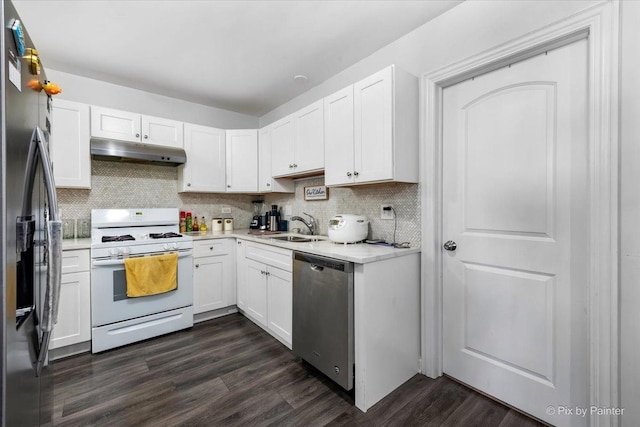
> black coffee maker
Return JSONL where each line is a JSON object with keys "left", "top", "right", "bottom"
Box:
{"left": 250, "top": 200, "right": 263, "bottom": 230}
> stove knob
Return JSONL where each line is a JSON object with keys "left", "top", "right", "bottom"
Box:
{"left": 122, "top": 247, "right": 131, "bottom": 257}
{"left": 109, "top": 248, "right": 121, "bottom": 258}
{"left": 163, "top": 243, "right": 170, "bottom": 251}
{"left": 170, "top": 243, "right": 178, "bottom": 251}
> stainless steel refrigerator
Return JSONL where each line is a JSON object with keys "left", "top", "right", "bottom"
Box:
{"left": 1, "top": 1, "right": 62, "bottom": 425}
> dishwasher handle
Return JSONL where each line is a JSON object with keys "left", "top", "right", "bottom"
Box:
{"left": 309, "top": 264, "right": 324, "bottom": 272}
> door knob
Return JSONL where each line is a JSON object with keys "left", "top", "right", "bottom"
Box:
{"left": 443, "top": 240, "right": 457, "bottom": 251}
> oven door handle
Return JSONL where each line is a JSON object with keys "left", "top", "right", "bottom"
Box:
{"left": 92, "top": 250, "right": 193, "bottom": 267}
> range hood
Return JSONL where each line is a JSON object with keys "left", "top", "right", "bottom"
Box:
{"left": 90, "top": 138, "right": 186, "bottom": 166}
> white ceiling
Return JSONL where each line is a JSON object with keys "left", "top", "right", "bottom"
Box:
{"left": 14, "top": 0, "right": 461, "bottom": 117}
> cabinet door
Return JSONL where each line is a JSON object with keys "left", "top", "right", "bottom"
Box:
{"left": 324, "top": 86, "right": 355, "bottom": 186}
{"left": 271, "top": 116, "right": 295, "bottom": 177}
{"left": 258, "top": 127, "right": 272, "bottom": 192}
{"left": 90, "top": 106, "right": 141, "bottom": 143}
{"left": 236, "top": 240, "right": 247, "bottom": 310}
{"left": 294, "top": 99, "right": 324, "bottom": 173}
{"left": 245, "top": 259, "right": 268, "bottom": 327}
{"left": 354, "top": 66, "right": 394, "bottom": 183}
{"left": 51, "top": 100, "right": 91, "bottom": 188}
{"left": 267, "top": 266, "right": 292, "bottom": 347}
{"left": 50, "top": 271, "right": 91, "bottom": 349}
{"left": 179, "top": 124, "right": 226, "bottom": 192}
{"left": 258, "top": 127, "right": 294, "bottom": 193}
{"left": 226, "top": 129, "right": 258, "bottom": 192}
{"left": 193, "top": 255, "right": 231, "bottom": 314}
{"left": 142, "top": 115, "right": 184, "bottom": 148}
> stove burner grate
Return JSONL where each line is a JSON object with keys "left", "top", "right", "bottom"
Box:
{"left": 149, "top": 232, "right": 183, "bottom": 239}
{"left": 101, "top": 235, "right": 135, "bottom": 243}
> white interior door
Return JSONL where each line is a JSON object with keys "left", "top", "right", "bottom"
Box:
{"left": 442, "top": 40, "right": 588, "bottom": 426}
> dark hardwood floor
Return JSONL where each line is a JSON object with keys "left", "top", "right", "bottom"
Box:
{"left": 51, "top": 313, "right": 545, "bottom": 426}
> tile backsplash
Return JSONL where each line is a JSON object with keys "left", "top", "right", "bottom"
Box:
{"left": 265, "top": 177, "right": 421, "bottom": 246}
{"left": 58, "top": 161, "right": 421, "bottom": 246}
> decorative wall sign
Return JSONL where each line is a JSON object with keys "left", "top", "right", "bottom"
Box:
{"left": 304, "top": 185, "right": 328, "bottom": 201}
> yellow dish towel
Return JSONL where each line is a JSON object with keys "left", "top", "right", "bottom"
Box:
{"left": 124, "top": 253, "right": 178, "bottom": 297}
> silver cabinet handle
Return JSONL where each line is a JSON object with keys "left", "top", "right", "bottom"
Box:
{"left": 346, "top": 172, "right": 352, "bottom": 177}
{"left": 136, "top": 133, "right": 140, "bottom": 138}
{"left": 144, "top": 135, "right": 148, "bottom": 139}
{"left": 354, "top": 171, "right": 359, "bottom": 177}
{"left": 237, "top": 241, "right": 242, "bottom": 245}
{"left": 267, "top": 183, "right": 271, "bottom": 187}
{"left": 187, "top": 183, "right": 191, "bottom": 187}
{"left": 289, "top": 164, "right": 293, "bottom": 168}
{"left": 443, "top": 241, "right": 457, "bottom": 251}
{"left": 227, "top": 185, "right": 231, "bottom": 188}
{"left": 293, "top": 163, "right": 298, "bottom": 168}
{"left": 195, "top": 264, "right": 200, "bottom": 268}
{"left": 209, "top": 246, "right": 214, "bottom": 250}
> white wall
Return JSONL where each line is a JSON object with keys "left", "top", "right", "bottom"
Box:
{"left": 620, "top": 1, "right": 640, "bottom": 426}
{"left": 260, "top": 0, "right": 599, "bottom": 126}
{"left": 48, "top": 69, "right": 258, "bottom": 129}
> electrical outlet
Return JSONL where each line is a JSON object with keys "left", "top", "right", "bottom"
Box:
{"left": 221, "top": 207, "right": 231, "bottom": 214}
{"left": 380, "top": 204, "right": 394, "bottom": 220}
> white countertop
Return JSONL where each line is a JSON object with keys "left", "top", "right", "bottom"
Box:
{"left": 62, "top": 230, "right": 420, "bottom": 264}
{"left": 186, "top": 229, "right": 420, "bottom": 264}
{"left": 62, "top": 238, "right": 92, "bottom": 251}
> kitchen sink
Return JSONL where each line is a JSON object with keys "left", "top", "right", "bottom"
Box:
{"left": 270, "top": 235, "right": 325, "bottom": 243}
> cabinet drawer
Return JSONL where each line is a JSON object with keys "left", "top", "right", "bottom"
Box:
{"left": 245, "top": 242, "right": 292, "bottom": 272}
{"left": 194, "top": 239, "right": 232, "bottom": 258}
{"left": 62, "top": 249, "right": 90, "bottom": 274}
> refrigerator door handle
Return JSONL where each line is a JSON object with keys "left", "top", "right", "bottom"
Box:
{"left": 19, "top": 126, "right": 62, "bottom": 376}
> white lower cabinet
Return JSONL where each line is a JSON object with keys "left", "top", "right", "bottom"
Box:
{"left": 265, "top": 265, "right": 292, "bottom": 345}
{"left": 51, "top": 250, "right": 91, "bottom": 350}
{"left": 193, "top": 239, "right": 235, "bottom": 316}
{"left": 245, "top": 259, "right": 268, "bottom": 327}
{"left": 237, "top": 240, "right": 292, "bottom": 348}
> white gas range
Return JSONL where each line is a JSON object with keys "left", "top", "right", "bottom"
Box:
{"left": 90, "top": 208, "right": 194, "bottom": 353}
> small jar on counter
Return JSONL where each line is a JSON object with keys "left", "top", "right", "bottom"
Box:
{"left": 211, "top": 218, "right": 223, "bottom": 232}
{"left": 223, "top": 218, "right": 234, "bottom": 231}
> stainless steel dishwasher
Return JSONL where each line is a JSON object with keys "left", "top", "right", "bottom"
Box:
{"left": 293, "top": 252, "right": 354, "bottom": 390}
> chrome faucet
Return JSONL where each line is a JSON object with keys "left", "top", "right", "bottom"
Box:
{"left": 290, "top": 212, "right": 317, "bottom": 235}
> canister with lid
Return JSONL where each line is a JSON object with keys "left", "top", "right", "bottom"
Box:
{"left": 211, "top": 218, "right": 223, "bottom": 232}
{"left": 223, "top": 218, "right": 234, "bottom": 231}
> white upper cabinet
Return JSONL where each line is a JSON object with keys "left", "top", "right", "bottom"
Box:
{"left": 90, "top": 106, "right": 141, "bottom": 143}
{"left": 293, "top": 100, "right": 324, "bottom": 173}
{"left": 141, "top": 115, "right": 183, "bottom": 148}
{"left": 258, "top": 126, "right": 294, "bottom": 193}
{"left": 271, "top": 116, "right": 295, "bottom": 177}
{"left": 90, "top": 107, "right": 183, "bottom": 149}
{"left": 178, "top": 124, "right": 226, "bottom": 193}
{"left": 50, "top": 99, "right": 91, "bottom": 189}
{"left": 325, "top": 65, "right": 419, "bottom": 186}
{"left": 226, "top": 129, "right": 258, "bottom": 192}
{"left": 324, "top": 86, "right": 355, "bottom": 186}
{"left": 271, "top": 99, "right": 324, "bottom": 177}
